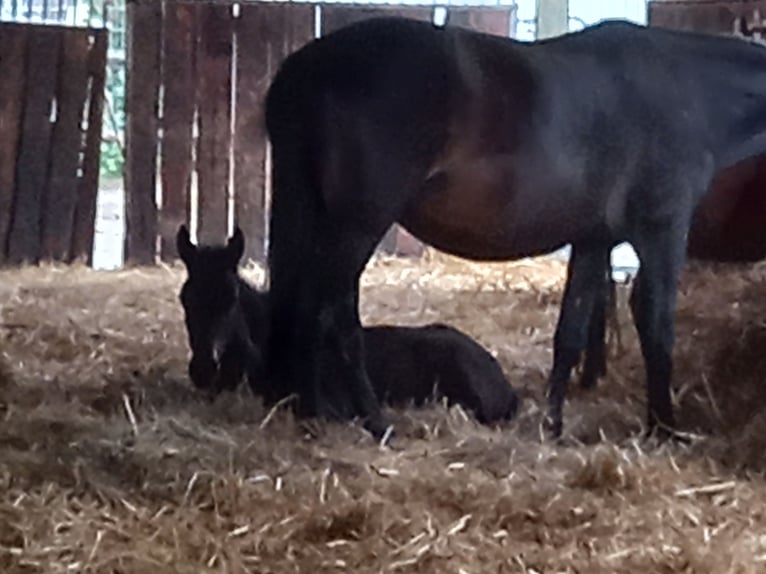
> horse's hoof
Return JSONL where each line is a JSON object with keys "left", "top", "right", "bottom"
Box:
{"left": 365, "top": 415, "right": 393, "bottom": 442}
{"left": 579, "top": 364, "right": 606, "bottom": 390}
{"left": 579, "top": 373, "right": 599, "bottom": 390}
{"left": 315, "top": 399, "right": 345, "bottom": 423}
{"left": 643, "top": 423, "right": 689, "bottom": 446}
{"left": 544, "top": 413, "right": 564, "bottom": 441}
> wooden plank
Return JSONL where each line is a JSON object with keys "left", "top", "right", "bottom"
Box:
{"left": 0, "top": 24, "right": 28, "bottom": 264}
{"left": 124, "top": 0, "right": 162, "bottom": 265}
{"left": 159, "top": 1, "right": 198, "bottom": 261}
{"left": 321, "top": 4, "right": 433, "bottom": 35}
{"left": 234, "top": 2, "right": 314, "bottom": 263}
{"left": 284, "top": 2, "right": 316, "bottom": 53}
{"left": 320, "top": 4, "right": 432, "bottom": 257}
{"left": 41, "top": 28, "right": 90, "bottom": 262}
{"left": 233, "top": 5, "right": 271, "bottom": 264}
{"left": 71, "top": 28, "right": 107, "bottom": 264}
{"left": 195, "top": 3, "right": 233, "bottom": 245}
{"left": 7, "top": 25, "right": 60, "bottom": 265}
{"left": 648, "top": 1, "right": 766, "bottom": 35}
{"left": 447, "top": 6, "right": 515, "bottom": 37}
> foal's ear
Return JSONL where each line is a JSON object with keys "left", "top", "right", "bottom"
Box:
{"left": 226, "top": 226, "right": 245, "bottom": 268}
{"left": 176, "top": 225, "right": 196, "bottom": 266}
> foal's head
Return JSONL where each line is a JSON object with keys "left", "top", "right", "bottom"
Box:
{"left": 176, "top": 225, "right": 255, "bottom": 394}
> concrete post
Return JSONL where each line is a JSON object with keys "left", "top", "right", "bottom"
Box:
{"left": 536, "top": 0, "right": 569, "bottom": 39}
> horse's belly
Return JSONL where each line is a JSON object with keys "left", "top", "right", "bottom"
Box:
{"left": 401, "top": 158, "right": 587, "bottom": 261}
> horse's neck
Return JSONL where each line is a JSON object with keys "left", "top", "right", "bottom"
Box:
{"left": 692, "top": 41, "right": 766, "bottom": 168}
{"left": 718, "top": 113, "right": 766, "bottom": 170}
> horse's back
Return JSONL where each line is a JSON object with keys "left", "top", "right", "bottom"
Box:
{"left": 265, "top": 18, "right": 455, "bottom": 126}
{"left": 363, "top": 323, "right": 519, "bottom": 424}
{"left": 266, "top": 17, "right": 766, "bottom": 261}
{"left": 268, "top": 17, "right": 766, "bottom": 162}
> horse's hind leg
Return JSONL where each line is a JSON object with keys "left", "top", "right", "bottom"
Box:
{"left": 547, "top": 243, "right": 610, "bottom": 438}
{"left": 307, "top": 224, "right": 393, "bottom": 434}
{"left": 267, "top": 147, "right": 409, "bottom": 437}
{"left": 627, "top": 226, "right": 686, "bottom": 437}
{"left": 579, "top": 249, "right": 613, "bottom": 389}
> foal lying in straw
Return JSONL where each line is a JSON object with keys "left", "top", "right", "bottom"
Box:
{"left": 177, "top": 226, "right": 520, "bottom": 427}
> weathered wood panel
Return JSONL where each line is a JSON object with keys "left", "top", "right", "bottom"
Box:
{"left": 195, "top": 3, "right": 233, "bottom": 245}
{"left": 159, "top": 1, "right": 199, "bottom": 260}
{"left": 0, "top": 24, "right": 28, "bottom": 264}
{"left": 7, "top": 26, "right": 60, "bottom": 264}
{"left": 234, "top": 2, "right": 314, "bottom": 263}
{"left": 283, "top": 2, "right": 317, "bottom": 53}
{"left": 41, "top": 28, "right": 90, "bottom": 262}
{"left": 233, "top": 4, "right": 269, "bottom": 263}
{"left": 71, "top": 28, "right": 107, "bottom": 264}
{"left": 125, "top": 1, "right": 162, "bottom": 265}
{"left": 320, "top": 4, "right": 433, "bottom": 35}
{"left": 447, "top": 6, "right": 516, "bottom": 37}
{"left": 321, "top": 4, "right": 432, "bottom": 256}
{"left": 648, "top": 0, "right": 766, "bottom": 36}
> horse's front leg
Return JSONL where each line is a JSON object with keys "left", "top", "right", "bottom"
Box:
{"left": 579, "top": 249, "right": 614, "bottom": 389}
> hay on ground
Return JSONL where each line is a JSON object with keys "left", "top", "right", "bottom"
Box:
{"left": 1, "top": 253, "right": 766, "bottom": 572}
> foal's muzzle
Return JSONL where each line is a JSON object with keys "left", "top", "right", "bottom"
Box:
{"left": 187, "top": 309, "right": 238, "bottom": 391}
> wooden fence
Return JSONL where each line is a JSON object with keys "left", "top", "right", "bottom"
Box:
{"left": 124, "top": 1, "right": 517, "bottom": 265}
{"left": 0, "top": 21, "right": 107, "bottom": 266}
{"left": 648, "top": 0, "right": 766, "bottom": 38}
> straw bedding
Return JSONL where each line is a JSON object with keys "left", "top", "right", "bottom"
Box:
{"left": 1, "top": 250, "right": 766, "bottom": 573}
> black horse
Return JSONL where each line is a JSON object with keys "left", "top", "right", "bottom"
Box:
{"left": 261, "top": 17, "right": 766, "bottom": 439}
{"left": 176, "top": 226, "right": 266, "bottom": 399}
{"left": 176, "top": 226, "right": 520, "bottom": 427}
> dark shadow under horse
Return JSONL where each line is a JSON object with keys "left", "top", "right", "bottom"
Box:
{"left": 259, "top": 17, "right": 766, "bottom": 439}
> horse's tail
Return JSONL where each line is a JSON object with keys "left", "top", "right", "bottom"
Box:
{"left": 263, "top": 48, "right": 322, "bottom": 387}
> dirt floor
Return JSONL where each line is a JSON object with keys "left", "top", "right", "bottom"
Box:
{"left": 2, "top": 252, "right": 766, "bottom": 573}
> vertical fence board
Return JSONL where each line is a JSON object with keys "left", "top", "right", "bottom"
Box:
{"left": 125, "top": 1, "right": 161, "bottom": 265}
{"left": 159, "top": 1, "right": 198, "bottom": 260}
{"left": 282, "top": 2, "right": 315, "bottom": 54}
{"left": 41, "top": 28, "right": 90, "bottom": 262}
{"left": 233, "top": 5, "right": 272, "bottom": 263}
{"left": 71, "top": 28, "right": 107, "bottom": 264}
{"left": 447, "top": 6, "right": 515, "bottom": 37}
{"left": 196, "top": 3, "right": 233, "bottom": 245}
{"left": 0, "top": 24, "right": 28, "bottom": 264}
{"left": 320, "top": 4, "right": 432, "bottom": 257}
{"left": 234, "top": 2, "right": 313, "bottom": 263}
{"left": 7, "top": 26, "right": 60, "bottom": 264}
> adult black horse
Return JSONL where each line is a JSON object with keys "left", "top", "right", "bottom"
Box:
{"left": 261, "top": 17, "right": 766, "bottom": 439}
